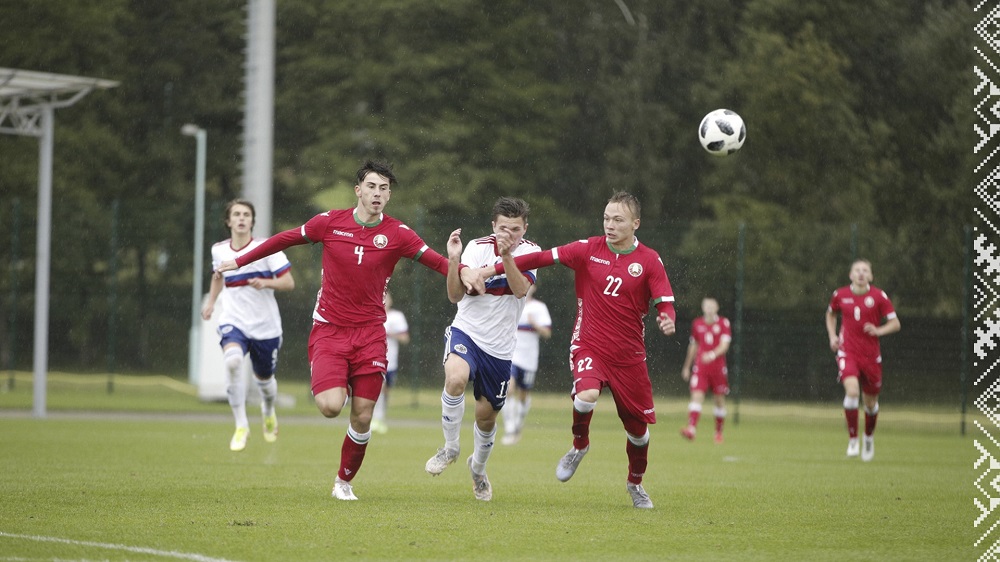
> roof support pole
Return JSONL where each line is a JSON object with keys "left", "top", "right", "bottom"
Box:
{"left": 32, "top": 104, "right": 53, "bottom": 418}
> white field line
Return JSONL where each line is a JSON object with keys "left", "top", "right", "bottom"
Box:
{"left": 0, "top": 531, "right": 241, "bottom": 562}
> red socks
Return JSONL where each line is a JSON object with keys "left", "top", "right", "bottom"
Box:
{"left": 337, "top": 431, "right": 369, "bottom": 482}
{"left": 572, "top": 409, "right": 593, "bottom": 451}
{"left": 844, "top": 408, "right": 859, "bottom": 439}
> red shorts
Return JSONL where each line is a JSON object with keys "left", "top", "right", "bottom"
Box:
{"left": 308, "top": 321, "right": 387, "bottom": 400}
{"left": 836, "top": 352, "right": 883, "bottom": 395}
{"left": 569, "top": 345, "right": 656, "bottom": 425}
{"left": 690, "top": 362, "right": 729, "bottom": 395}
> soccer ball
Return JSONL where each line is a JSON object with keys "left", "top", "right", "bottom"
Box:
{"left": 698, "top": 109, "right": 746, "bottom": 156}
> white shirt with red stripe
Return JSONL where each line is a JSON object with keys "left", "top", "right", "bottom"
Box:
{"left": 211, "top": 238, "right": 291, "bottom": 340}
{"left": 451, "top": 235, "right": 540, "bottom": 359}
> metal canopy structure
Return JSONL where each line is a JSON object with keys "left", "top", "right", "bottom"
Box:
{"left": 0, "top": 68, "right": 119, "bottom": 417}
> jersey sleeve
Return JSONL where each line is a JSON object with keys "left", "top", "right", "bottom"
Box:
{"left": 828, "top": 289, "right": 841, "bottom": 313}
{"left": 720, "top": 317, "right": 733, "bottom": 341}
{"left": 267, "top": 250, "right": 292, "bottom": 277}
{"left": 235, "top": 227, "right": 309, "bottom": 267}
{"left": 878, "top": 290, "right": 897, "bottom": 320}
{"left": 648, "top": 254, "right": 676, "bottom": 321}
{"left": 534, "top": 302, "right": 552, "bottom": 328}
{"left": 210, "top": 244, "right": 224, "bottom": 272}
{"left": 492, "top": 247, "right": 556, "bottom": 274}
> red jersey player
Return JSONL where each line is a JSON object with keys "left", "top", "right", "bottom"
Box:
{"left": 483, "top": 191, "right": 676, "bottom": 509}
{"left": 215, "top": 160, "right": 482, "bottom": 500}
{"left": 680, "top": 297, "right": 731, "bottom": 443}
{"left": 825, "top": 259, "right": 900, "bottom": 462}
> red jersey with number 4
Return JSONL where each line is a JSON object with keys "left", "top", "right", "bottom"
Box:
{"left": 828, "top": 285, "right": 896, "bottom": 361}
{"left": 235, "top": 209, "right": 447, "bottom": 328}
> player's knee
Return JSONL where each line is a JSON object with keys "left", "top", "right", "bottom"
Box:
{"left": 843, "top": 395, "right": 860, "bottom": 409}
{"left": 223, "top": 347, "right": 243, "bottom": 375}
{"left": 315, "top": 395, "right": 343, "bottom": 418}
{"left": 626, "top": 428, "right": 649, "bottom": 446}
{"left": 575, "top": 388, "right": 600, "bottom": 403}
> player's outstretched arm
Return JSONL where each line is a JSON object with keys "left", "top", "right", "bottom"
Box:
{"left": 235, "top": 228, "right": 307, "bottom": 268}
{"left": 491, "top": 250, "right": 555, "bottom": 276}
{"left": 446, "top": 229, "right": 467, "bottom": 303}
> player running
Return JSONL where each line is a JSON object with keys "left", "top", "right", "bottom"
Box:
{"left": 500, "top": 283, "right": 552, "bottom": 445}
{"left": 477, "top": 191, "right": 676, "bottom": 508}
{"left": 679, "top": 297, "right": 731, "bottom": 444}
{"left": 201, "top": 199, "right": 295, "bottom": 452}
{"left": 424, "top": 197, "right": 538, "bottom": 501}
{"left": 825, "top": 259, "right": 900, "bottom": 462}
{"left": 215, "top": 160, "right": 482, "bottom": 500}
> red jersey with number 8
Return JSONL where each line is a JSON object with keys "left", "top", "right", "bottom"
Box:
{"left": 828, "top": 285, "right": 896, "bottom": 361}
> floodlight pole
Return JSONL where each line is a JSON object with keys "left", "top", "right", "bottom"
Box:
{"left": 182, "top": 124, "right": 207, "bottom": 385}
{"left": 32, "top": 105, "right": 54, "bottom": 418}
{"left": 0, "top": 67, "right": 119, "bottom": 418}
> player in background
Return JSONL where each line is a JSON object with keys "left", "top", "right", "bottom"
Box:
{"left": 825, "top": 259, "right": 901, "bottom": 462}
{"left": 500, "top": 283, "right": 552, "bottom": 445}
{"left": 201, "top": 199, "right": 295, "bottom": 452}
{"left": 680, "top": 297, "right": 731, "bottom": 443}
{"left": 216, "top": 160, "right": 483, "bottom": 500}
{"left": 371, "top": 289, "right": 409, "bottom": 434}
{"left": 425, "top": 197, "right": 539, "bottom": 502}
{"left": 477, "top": 191, "right": 676, "bottom": 509}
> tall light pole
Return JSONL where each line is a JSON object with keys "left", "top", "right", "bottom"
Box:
{"left": 182, "top": 124, "right": 206, "bottom": 385}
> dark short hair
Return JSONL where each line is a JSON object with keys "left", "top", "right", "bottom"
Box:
{"left": 224, "top": 198, "right": 255, "bottom": 228}
{"left": 492, "top": 196, "right": 530, "bottom": 221}
{"left": 356, "top": 159, "right": 397, "bottom": 186}
{"left": 608, "top": 191, "right": 641, "bottom": 220}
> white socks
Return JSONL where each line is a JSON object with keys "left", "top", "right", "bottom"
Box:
{"left": 373, "top": 391, "right": 387, "bottom": 422}
{"left": 224, "top": 347, "right": 248, "bottom": 429}
{"left": 257, "top": 377, "right": 277, "bottom": 417}
{"left": 573, "top": 395, "right": 597, "bottom": 414}
{"left": 470, "top": 424, "right": 496, "bottom": 474}
{"left": 441, "top": 391, "right": 465, "bottom": 452}
{"left": 502, "top": 398, "right": 520, "bottom": 434}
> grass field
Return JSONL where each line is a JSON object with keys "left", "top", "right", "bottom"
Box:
{"left": 0, "top": 372, "right": 977, "bottom": 561}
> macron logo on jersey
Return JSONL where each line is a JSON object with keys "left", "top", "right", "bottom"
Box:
{"left": 589, "top": 256, "right": 611, "bottom": 266}
{"left": 332, "top": 229, "right": 354, "bottom": 238}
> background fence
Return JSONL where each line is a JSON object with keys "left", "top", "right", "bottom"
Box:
{"left": 1, "top": 200, "right": 971, "bottom": 411}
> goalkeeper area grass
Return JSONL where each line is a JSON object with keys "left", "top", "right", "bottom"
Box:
{"left": 0, "top": 372, "right": 975, "bottom": 561}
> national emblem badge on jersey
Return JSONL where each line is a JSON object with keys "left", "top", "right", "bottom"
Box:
{"left": 864, "top": 296, "right": 875, "bottom": 308}
{"left": 628, "top": 263, "right": 643, "bottom": 277}
{"left": 373, "top": 234, "right": 388, "bottom": 249}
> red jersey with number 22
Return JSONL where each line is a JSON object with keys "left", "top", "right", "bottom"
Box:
{"left": 508, "top": 236, "right": 675, "bottom": 366}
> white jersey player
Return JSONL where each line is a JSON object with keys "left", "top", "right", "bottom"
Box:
{"left": 501, "top": 284, "right": 552, "bottom": 444}
{"left": 202, "top": 199, "right": 295, "bottom": 452}
{"left": 372, "top": 290, "right": 409, "bottom": 434}
{"left": 425, "top": 197, "right": 539, "bottom": 502}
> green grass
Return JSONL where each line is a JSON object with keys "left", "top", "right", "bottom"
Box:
{"left": 0, "top": 372, "right": 976, "bottom": 561}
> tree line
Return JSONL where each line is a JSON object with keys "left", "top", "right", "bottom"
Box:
{"left": 0, "top": 0, "right": 972, "bottom": 374}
